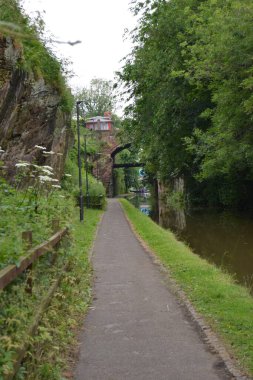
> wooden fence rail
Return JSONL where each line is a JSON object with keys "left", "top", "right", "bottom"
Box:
{"left": 4, "top": 261, "right": 70, "bottom": 380}
{"left": 0, "top": 226, "right": 68, "bottom": 290}
{"left": 1, "top": 223, "right": 70, "bottom": 380}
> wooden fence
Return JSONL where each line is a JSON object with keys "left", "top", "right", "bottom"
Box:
{"left": 0, "top": 221, "right": 69, "bottom": 380}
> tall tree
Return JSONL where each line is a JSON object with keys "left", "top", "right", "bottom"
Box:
{"left": 185, "top": 0, "right": 253, "bottom": 180}
{"left": 119, "top": 0, "right": 210, "bottom": 180}
{"left": 119, "top": 0, "right": 253, "bottom": 208}
{"left": 76, "top": 78, "right": 115, "bottom": 117}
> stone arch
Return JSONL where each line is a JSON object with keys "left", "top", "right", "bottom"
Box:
{"left": 110, "top": 143, "right": 132, "bottom": 159}
{"left": 96, "top": 142, "right": 143, "bottom": 197}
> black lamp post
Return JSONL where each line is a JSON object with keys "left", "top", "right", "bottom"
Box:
{"left": 76, "top": 101, "right": 84, "bottom": 221}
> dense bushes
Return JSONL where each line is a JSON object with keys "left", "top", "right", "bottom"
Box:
{"left": 0, "top": 164, "right": 75, "bottom": 269}
{"left": 62, "top": 135, "right": 106, "bottom": 210}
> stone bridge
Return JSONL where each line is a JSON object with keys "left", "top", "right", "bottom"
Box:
{"left": 92, "top": 135, "right": 143, "bottom": 196}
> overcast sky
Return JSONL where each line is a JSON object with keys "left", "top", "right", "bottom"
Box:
{"left": 22, "top": 0, "right": 136, "bottom": 91}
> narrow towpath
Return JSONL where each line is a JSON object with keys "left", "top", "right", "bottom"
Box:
{"left": 75, "top": 199, "right": 229, "bottom": 380}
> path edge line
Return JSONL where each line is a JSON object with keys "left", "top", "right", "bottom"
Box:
{"left": 68, "top": 210, "right": 105, "bottom": 380}
{"left": 118, "top": 200, "right": 250, "bottom": 380}
{"left": 88, "top": 211, "right": 105, "bottom": 262}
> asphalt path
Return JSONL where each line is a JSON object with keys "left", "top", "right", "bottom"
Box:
{"left": 75, "top": 199, "right": 230, "bottom": 380}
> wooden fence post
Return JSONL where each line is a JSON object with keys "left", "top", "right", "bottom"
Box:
{"left": 52, "top": 219, "right": 60, "bottom": 234}
{"left": 51, "top": 220, "right": 60, "bottom": 264}
{"left": 22, "top": 231, "right": 33, "bottom": 248}
{"left": 22, "top": 231, "right": 33, "bottom": 294}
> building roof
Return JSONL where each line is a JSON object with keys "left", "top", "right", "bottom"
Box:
{"left": 86, "top": 116, "right": 112, "bottom": 123}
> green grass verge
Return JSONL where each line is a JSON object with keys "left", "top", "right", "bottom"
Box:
{"left": 24, "top": 208, "right": 103, "bottom": 380}
{"left": 1, "top": 207, "right": 102, "bottom": 380}
{"left": 120, "top": 199, "right": 253, "bottom": 376}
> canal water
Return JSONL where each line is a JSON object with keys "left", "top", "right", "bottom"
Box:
{"left": 127, "top": 195, "right": 253, "bottom": 291}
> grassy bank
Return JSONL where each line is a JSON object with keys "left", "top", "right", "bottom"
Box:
{"left": 0, "top": 208, "right": 102, "bottom": 380}
{"left": 120, "top": 199, "right": 253, "bottom": 377}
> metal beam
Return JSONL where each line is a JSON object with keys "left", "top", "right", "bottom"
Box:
{"left": 111, "top": 143, "right": 132, "bottom": 158}
{"left": 113, "top": 163, "right": 145, "bottom": 169}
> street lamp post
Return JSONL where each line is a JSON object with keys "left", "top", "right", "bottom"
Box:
{"left": 76, "top": 101, "right": 84, "bottom": 221}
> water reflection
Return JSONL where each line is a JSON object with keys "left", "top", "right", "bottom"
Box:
{"left": 158, "top": 206, "right": 186, "bottom": 231}
{"left": 127, "top": 195, "right": 253, "bottom": 291}
{"left": 127, "top": 194, "right": 151, "bottom": 216}
{"left": 178, "top": 211, "right": 253, "bottom": 290}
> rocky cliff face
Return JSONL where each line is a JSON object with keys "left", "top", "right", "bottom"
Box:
{"left": 0, "top": 36, "right": 72, "bottom": 180}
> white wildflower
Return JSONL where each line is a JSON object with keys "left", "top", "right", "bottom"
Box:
{"left": 39, "top": 175, "right": 54, "bottom": 182}
{"left": 52, "top": 185, "right": 61, "bottom": 189}
{"left": 40, "top": 166, "right": 54, "bottom": 175}
{"left": 64, "top": 173, "right": 72, "bottom": 177}
{"left": 42, "top": 165, "right": 53, "bottom": 171}
{"left": 41, "top": 168, "right": 53, "bottom": 176}
{"left": 51, "top": 178, "right": 59, "bottom": 182}
{"left": 15, "top": 162, "right": 30, "bottom": 168}
{"left": 32, "top": 165, "right": 54, "bottom": 176}
{"left": 43, "top": 151, "right": 55, "bottom": 155}
{"left": 0, "top": 149, "right": 5, "bottom": 153}
{"left": 35, "top": 145, "right": 47, "bottom": 150}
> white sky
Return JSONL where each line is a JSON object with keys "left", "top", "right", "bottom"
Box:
{"left": 22, "top": 0, "right": 136, "bottom": 92}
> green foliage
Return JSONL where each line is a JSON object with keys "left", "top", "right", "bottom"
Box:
{"left": 119, "top": 0, "right": 210, "bottom": 179}
{"left": 75, "top": 78, "right": 115, "bottom": 117}
{"left": 0, "top": 208, "right": 102, "bottom": 379}
{"left": 114, "top": 168, "right": 126, "bottom": 195}
{"left": 0, "top": 133, "right": 104, "bottom": 378}
{"left": 85, "top": 180, "right": 106, "bottom": 209}
{"left": 0, "top": 148, "right": 103, "bottom": 378}
{"left": 21, "top": 209, "right": 102, "bottom": 379}
{"left": 119, "top": 0, "right": 253, "bottom": 209}
{"left": 183, "top": 0, "right": 253, "bottom": 181}
{"left": 166, "top": 190, "right": 185, "bottom": 210}
{"left": 111, "top": 113, "right": 123, "bottom": 130}
{"left": 114, "top": 149, "right": 140, "bottom": 194}
{"left": 0, "top": 170, "right": 74, "bottom": 269}
{"left": 62, "top": 131, "right": 106, "bottom": 209}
